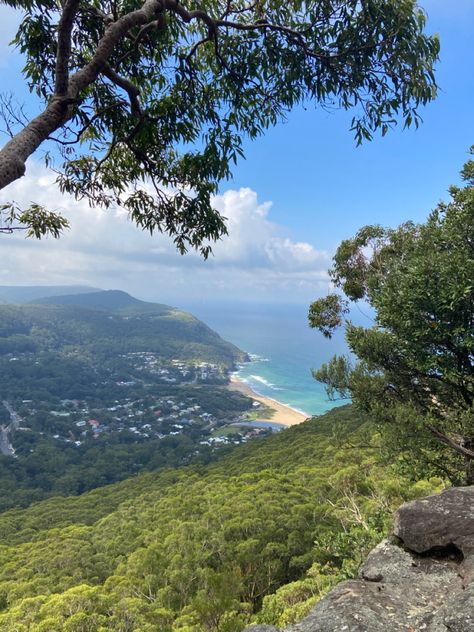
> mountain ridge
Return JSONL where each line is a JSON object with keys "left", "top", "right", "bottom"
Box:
{"left": 0, "top": 285, "right": 101, "bottom": 304}
{"left": 30, "top": 289, "right": 171, "bottom": 313}
{"left": 0, "top": 288, "right": 251, "bottom": 510}
{"left": 0, "top": 289, "right": 247, "bottom": 365}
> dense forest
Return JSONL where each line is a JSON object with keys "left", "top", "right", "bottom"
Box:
{"left": 0, "top": 406, "right": 443, "bottom": 631}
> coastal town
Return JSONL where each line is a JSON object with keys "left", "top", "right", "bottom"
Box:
{"left": 0, "top": 353, "right": 285, "bottom": 458}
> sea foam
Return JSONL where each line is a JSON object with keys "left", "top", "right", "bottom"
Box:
{"left": 249, "top": 375, "right": 283, "bottom": 391}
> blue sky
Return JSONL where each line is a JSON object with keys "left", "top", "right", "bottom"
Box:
{"left": 231, "top": 0, "right": 474, "bottom": 248}
{"left": 0, "top": 1, "right": 473, "bottom": 305}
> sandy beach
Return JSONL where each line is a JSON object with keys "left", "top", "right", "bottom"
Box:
{"left": 227, "top": 376, "right": 308, "bottom": 427}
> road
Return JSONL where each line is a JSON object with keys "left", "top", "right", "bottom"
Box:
{"left": 0, "top": 400, "right": 21, "bottom": 457}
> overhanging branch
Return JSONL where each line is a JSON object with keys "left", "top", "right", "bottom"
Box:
{"left": 426, "top": 423, "right": 474, "bottom": 460}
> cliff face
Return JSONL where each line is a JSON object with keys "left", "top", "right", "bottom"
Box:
{"left": 247, "top": 487, "right": 474, "bottom": 632}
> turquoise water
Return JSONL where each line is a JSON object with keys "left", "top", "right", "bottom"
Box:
{"left": 180, "top": 302, "right": 349, "bottom": 417}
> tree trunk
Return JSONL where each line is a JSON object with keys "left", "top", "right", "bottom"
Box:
{"left": 464, "top": 439, "right": 474, "bottom": 486}
{"left": 0, "top": 0, "right": 162, "bottom": 192}
{"left": 0, "top": 99, "right": 74, "bottom": 191}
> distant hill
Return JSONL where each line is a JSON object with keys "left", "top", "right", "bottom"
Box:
{"left": 31, "top": 289, "right": 170, "bottom": 313}
{"left": 0, "top": 285, "right": 101, "bottom": 304}
{"left": 0, "top": 291, "right": 247, "bottom": 366}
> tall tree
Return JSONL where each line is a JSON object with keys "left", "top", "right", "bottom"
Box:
{"left": 310, "top": 150, "right": 474, "bottom": 485}
{"left": 0, "top": 0, "right": 438, "bottom": 250}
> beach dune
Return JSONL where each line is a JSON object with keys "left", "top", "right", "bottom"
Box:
{"left": 227, "top": 376, "right": 308, "bottom": 427}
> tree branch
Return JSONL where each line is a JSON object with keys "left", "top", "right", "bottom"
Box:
{"left": 164, "top": 0, "right": 329, "bottom": 62}
{"left": 46, "top": 102, "right": 124, "bottom": 146}
{"left": 55, "top": 0, "right": 82, "bottom": 96}
{"left": 426, "top": 423, "right": 474, "bottom": 460}
{"left": 0, "top": 0, "right": 163, "bottom": 190}
{"left": 102, "top": 63, "right": 142, "bottom": 118}
{"left": 68, "top": 0, "right": 164, "bottom": 95}
{"left": 116, "top": 14, "right": 167, "bottom": 66}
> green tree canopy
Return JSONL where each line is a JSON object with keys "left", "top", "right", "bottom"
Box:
{"left": 0, "top": 0, "right": 438, "bottom": 251}
{"left": 310, "top": 149, "right": 474, "bottom": 485}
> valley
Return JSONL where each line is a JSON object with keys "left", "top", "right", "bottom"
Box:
{"left": 0, "top": 290, "right": 283, "bottom": 510}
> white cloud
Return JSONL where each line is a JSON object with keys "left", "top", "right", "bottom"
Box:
{"left": 0, "top": 163, "right": 330, "bottom": 303}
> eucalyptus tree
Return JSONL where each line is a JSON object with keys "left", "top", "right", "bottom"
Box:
{"left": 0, "top": 0, "right": 438, "bottom": 249}
{"left": 310, "top": 152, "right": 474, "bottom": 485}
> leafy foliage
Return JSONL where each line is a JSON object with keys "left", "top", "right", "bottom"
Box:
{"left": 310, "top": 149, "right": 474, "bottom": 485}
{"left": 308, "top": 294, "right": 348, "bottom": 339}
{"left": 0, "top": 0, "right": 439, "bottom": 249}
{"left": 0, "top": 201, "right": 70, "bottom": 237}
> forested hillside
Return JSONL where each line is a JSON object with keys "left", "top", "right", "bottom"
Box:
{"left": 0, "top": 291, "right": 246, "bottom": 365}
{"left": 0, "top": 406, "right": 443, "bottom": 631}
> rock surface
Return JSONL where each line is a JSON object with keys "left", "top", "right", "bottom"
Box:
{"left": 393, "top": 486, "right": 474, "bottom": 556}
{"left": 245, "top": 487, "right": 474, "bottom": 632}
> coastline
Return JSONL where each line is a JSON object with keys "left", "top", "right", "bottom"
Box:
{"left": 227, "top": 375, "right": 308, "bottom": 427}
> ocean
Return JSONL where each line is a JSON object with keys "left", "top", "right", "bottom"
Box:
{"left": 180, "top": 301, "right": 349, "bottom": 417}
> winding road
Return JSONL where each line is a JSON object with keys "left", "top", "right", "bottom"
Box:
{"left": 0, "top": 400, "right": 21, "bottom": 457}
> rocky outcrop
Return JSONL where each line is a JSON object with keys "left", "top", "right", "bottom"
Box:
{"left": 246, "top": 487, "right": 474, "bottom": 632}
{"left": 393, "top": 486, "right": 474, "bottom": 557}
